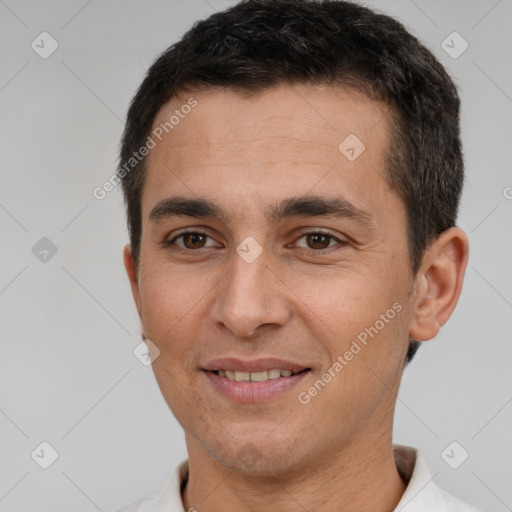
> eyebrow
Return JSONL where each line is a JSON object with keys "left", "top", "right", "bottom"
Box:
{"left": 149, "top": 195, "right": 373, "bottom": 225}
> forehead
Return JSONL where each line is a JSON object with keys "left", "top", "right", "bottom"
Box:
{"left": 142, "top": 84, "right": 396, "bottom": 222}
{"left": 152, "top": 84, "right": 390, "bottom": 152}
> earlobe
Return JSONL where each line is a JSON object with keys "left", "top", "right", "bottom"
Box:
{"left": 123, "top": 244, "right": 143, "bottom": 319}
{"left": 409, "top": 228, "right": 469, "bottom": 342}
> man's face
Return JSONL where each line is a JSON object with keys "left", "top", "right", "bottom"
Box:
{"left": 127, "top": 84, "right": 418, "bottom": 475}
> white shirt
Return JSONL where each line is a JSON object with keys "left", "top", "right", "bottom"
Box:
{"left": 115, "top": 445, "right": 482, "bottom": 512}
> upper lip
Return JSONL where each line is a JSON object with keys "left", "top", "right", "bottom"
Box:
{"left": 203, "top": 357, "right": 309, "bottom": 373}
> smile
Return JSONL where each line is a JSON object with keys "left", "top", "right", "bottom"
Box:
{"left": 204, "top": 368, "right": 311, "bottom": 402}
{"left": 212, "top": 369, "right": 306, "bottom": 381}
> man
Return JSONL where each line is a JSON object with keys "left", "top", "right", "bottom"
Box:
{"left": 116, "top": 1, "right": 477, "bottom": 510}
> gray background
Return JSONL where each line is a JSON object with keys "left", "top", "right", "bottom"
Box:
{"left": 1, "top": 0, "right": 511, "bottom": 510}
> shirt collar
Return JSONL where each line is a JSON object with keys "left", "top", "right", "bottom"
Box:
{"left": 144, "top": 444, "right": 478, "bottom": 512}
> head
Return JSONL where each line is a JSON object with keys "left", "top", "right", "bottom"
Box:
{"left": 120, "top": 0, "right": 468, "bottom": 477}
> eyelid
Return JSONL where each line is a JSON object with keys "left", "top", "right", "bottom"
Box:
{"left": 165, "top": 227, "right": 220, "bottom": 249}
{"left": 293, "top": 227, "right": 345, "bottom": 239}
{"left": 164, "top": 227, "right": 348, "bottom": 252}
{"left": 290, "top": 228, "right": 348, "bottom": 250}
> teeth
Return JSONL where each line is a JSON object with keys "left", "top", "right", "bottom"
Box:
{"left": 234, "top": 371, "right": 250, "bottom": 381}
{"left": 250, "top": 371, "right": 269, "bottom": 382}
{"left": 268, "top": 369, "right": 281, "bottom": 379}
{"left": 217, "top": 369, "right": 300, "bottom": 381}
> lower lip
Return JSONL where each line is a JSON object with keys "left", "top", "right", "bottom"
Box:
{"left": 203, "top": 370, "right": 311, "bottom": 402}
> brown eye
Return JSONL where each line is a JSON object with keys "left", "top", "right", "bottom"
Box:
{"left": 305, "top": 233, "right": 332, "bottom": 249}
{"left": 291, "top": 230, "right": 347, "bottom": 253}
{"left": 181, "top": 232, "right": 208, "bottom": 249}
{"left": 164, "top": 230, "right": 220, "bottom": 252}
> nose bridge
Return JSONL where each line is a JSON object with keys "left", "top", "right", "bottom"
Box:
{"left": 213, "top": 244, "right": 290, "bottom": 337}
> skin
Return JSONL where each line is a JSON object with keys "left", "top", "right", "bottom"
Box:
{"left": 124, "top": 83, "right": 469, "bottom": 512}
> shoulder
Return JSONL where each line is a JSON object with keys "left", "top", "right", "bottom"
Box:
{"left": 112, "top": 459, "right": 189, "bottom": 512}
{"left": 437, "top": 487, "right": 484, "bottom": 512}
{"left": 393, "top": 445, "right": 486, "bottom": 512}
{"left": 113, "top": 493, "right": 160, "bottom": 512}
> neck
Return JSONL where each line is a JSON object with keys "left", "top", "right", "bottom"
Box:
{"left": 182, "top": 430, "right": 406, "bottom": 512}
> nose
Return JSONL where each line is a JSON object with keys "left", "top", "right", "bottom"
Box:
{"left": 211, "top": 246, "right": 292, "bottom": 338}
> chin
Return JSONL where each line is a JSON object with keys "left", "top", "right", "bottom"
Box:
{"left": 203, "top": 430, "right": 305, "bottom": 478}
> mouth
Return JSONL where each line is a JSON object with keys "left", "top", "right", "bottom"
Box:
{"left": 210, "top": 368, "right": 310, "bottom": 382}
{"left": 202, "top": 358, "right": 312, "bottom": 402}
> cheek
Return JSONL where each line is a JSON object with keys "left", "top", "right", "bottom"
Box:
{"left": 137, "top": 264, "right": 210, "bottom": 377}
{"left": 138, "top": 267, "right": 206, "bottom": 417}
{"left": 297, "top": 308, "right": 409, "bottom": 440}
{"left": 138, "top": 259, "right": 212, "bottom": 331}
{"left": 292, "top": 268, "right": 410, "bottom": 394}
{"left": 289, "top": 268, "right": 394, "bottom": 344}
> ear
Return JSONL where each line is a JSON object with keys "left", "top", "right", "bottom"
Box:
{"left": 409, "top": 227, "right": 469, "bottom": 342}
{"left": 123, "top": 244, "right": 143, "bottom": 320}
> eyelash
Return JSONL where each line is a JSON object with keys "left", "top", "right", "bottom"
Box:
{"left": 164, "top": 229, "right": 347, "bottom": 254}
